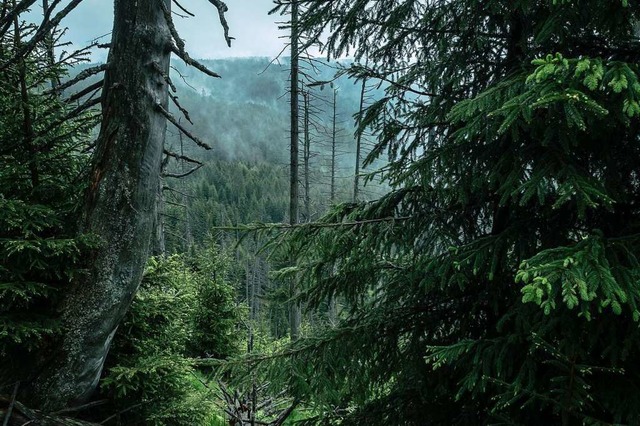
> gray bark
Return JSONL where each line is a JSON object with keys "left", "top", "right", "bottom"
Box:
{"left": 152, "top": 176, "right": 166, "bottom": 256}
{"left": 303, "top": 89, "right": 310, "bottom": 222}
{"left": 330, "top": 89, "right": 337, "bottom": 203}
{"left": 25, "top": 0, "right": 172, "bottom": 410}
{"left": 289, "top": 0, "right": 301, "bottom": 340}
{"left": 353, "top": 77, "right": 366, "bottom": 202}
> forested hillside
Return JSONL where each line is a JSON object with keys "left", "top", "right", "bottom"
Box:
{"left": 3, "top": 1, "right": 640, "bottom": 425}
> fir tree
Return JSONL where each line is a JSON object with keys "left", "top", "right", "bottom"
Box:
{"left": 259, "top": 1, "right": 640, "bottom": 424}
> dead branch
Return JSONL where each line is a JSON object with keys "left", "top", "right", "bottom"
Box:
{"left": 156, "top": 103, "right": 212, "bottom": 150}
{"left": 0, "top": 0, "right": 85, "bottom": 71}
{"left": 207, "top": 0, "right": 234, "bottom": 47}
{"left": 64, "top": 80, "right": 103, "bottom": 104}
{"left": 151, "top": 60, "right": 177, "bottom": 92}
{"left": 213, "top": 216, "right": 413, "bottom": 232}
{"left": 163, "top": 149, "right": 203, "bottom": 165}
{"left": 48, "top": 63, "right": 108, "bottom": 94}
{"left": 169, "top": 93, "right": 192, "bottom": 124}
{"left": 163, "top": 164, "right": 203, "bottom": 179}
{"left": 170, "top": 44, "right": 221, "bottom": 79}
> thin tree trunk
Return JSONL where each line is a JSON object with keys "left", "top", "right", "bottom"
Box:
{"left": 289, "top": 0, "right": 301, "bottom": 340}
{"left": 152, "top": 175, "right": 166, "bottom": 256}
{"left": 328, "top": 89, "right": 339, "bottom": 324}
{"left": 25, "top": 0, "right": 172, "bottom": 410}
{"left": 330, "top": 88, "right": 337, "bottom": 204}
{"left": 353, "top": 77, "right": 366, "bottom": 202}
{"left": 13, "top": 2, "right": 39, "bottom": 189}
{"left": 41, "top": 0, "right": 58, "bottom": 89}
{"left": 303, "top": 89, "right": 310, "bottom": 222}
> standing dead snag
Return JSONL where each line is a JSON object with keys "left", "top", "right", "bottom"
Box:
{"left": 24, "top": 0, "right": 230, "bottom": 411}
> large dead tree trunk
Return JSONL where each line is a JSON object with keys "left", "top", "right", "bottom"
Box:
{"left": 25, "top": 0, "right": 172, "bottom": 410}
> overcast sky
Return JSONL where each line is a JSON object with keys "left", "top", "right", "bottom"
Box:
{"left": 34, "top": 0, "right": 289, "bottom": 61}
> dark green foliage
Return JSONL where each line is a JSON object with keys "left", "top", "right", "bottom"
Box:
{"left": 101, "top": 251, "right": 240, "bottom": 425}
{"left": 256, "top": 1, "right": 640, "bottom": 425}
{"left": 189, "top": 244, "right": 242, "bottom": 359}
{"left": 0, "top": 22, "right": 95, "bottom": 383}
{"left": 164, "top": 160, "right": 290, "bottom": 252}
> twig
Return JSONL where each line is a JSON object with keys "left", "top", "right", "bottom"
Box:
{"left": 163, "top": 149, "right": 203, "bottom": 165}
{"left": 163, "top": 164, "right": 203, "bottom": 179}
{"left": 0, "top": 0, "right": 85, "bottom": 71}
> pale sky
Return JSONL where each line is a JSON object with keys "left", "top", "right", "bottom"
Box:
{"left": 31, "top": 0, "right": 289, "bottom": 61}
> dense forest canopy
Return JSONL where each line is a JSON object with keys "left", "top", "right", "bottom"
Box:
{"left": 2, "top": 0, "right": 640, "bottom": 425}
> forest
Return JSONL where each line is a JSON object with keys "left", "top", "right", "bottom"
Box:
{"left": 2, "top": 0, "right": 640, "bottom": 425}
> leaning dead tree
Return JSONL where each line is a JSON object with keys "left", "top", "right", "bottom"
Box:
{"left": 8, "top": 0, "right": 232, "bottom": 411}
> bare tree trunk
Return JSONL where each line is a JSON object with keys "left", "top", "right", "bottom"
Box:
{"left": 25, "top": 0, "right": 172, "bottom": 410}
{"left": 152, "top": 175, "right": 166, "bottom": 256}
{"left": 353, "top": 77, "right": 366, "bottom": 202}
{"left": 330, "top": 88, "right": 337, "bottom": 204}
{"left": 289, "top": 0, "right": 301, "bottom": 341}
{"left": 303, "top": 89, "right": 310, "bottom": 222}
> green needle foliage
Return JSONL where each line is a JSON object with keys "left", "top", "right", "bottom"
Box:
{"left": 100, "top": 249, "right": 240, "bottom": 426}
{"left": 0, "top": 21, "right": 96, "bottom": 384}
{"left": 259, "top": 0, "right": 640, "bottom": 424}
